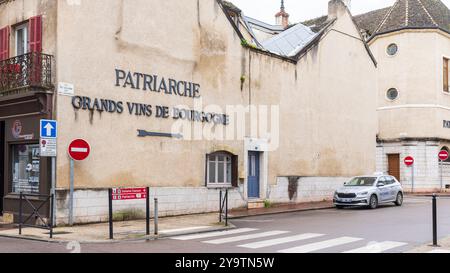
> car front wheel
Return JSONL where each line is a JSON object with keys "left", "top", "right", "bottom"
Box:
{"left": 369, "top": 195, "right": 378, "bottom": 209}
{"left": 395, "top": 192, "right": 403, "bottom": 206}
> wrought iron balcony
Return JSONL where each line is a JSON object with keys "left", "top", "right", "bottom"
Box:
{"left": 0, "top": 53, "right": 54, "bottom": 95}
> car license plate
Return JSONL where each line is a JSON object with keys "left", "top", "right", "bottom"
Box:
{"left": 341, "top": 199, "right": 352, "bottom": 203}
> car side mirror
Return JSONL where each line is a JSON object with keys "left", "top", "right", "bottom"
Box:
{"left": 377, "top": 183, "right": 385, "bottom": 187}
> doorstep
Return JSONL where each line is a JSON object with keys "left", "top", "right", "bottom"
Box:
{"left": 229, "top": 200, "right": 334, "bottom": 219}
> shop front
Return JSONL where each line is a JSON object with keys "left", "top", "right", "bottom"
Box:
{"left": 0, "top": 92, "right": 53, "bottom": 222}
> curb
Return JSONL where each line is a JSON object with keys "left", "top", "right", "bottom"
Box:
{"left": 228, "top": 205, "right": 335, "bottom": 219}
{"left": 0, "top": 223, "right": 236, "bottom": 244}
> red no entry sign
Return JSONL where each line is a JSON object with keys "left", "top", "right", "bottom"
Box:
{"left": 112, "top": 187, "right": 148, "bottom": 200}
{"left": 439, "top": 150, "right": 449, "bottom": 161}
{"left": 68, "top": 139, "right": 91, "bottom": 161}
{"left": 404, "top": 156, "right": 414, "bottom": 166}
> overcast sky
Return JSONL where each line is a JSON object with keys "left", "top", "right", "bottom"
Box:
{"left": 229, "top": 0, "right": 450, "bottom": 23}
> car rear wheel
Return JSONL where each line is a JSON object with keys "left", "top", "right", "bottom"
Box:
{"left": 369, "top": 195, "right": 378, "bottom": 209}
{"left": 395, "top": 192, "right": 403, "bottom": 206}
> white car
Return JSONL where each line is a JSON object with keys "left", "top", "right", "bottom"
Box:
{"left": 333, "top": 175, "right": 404, "bottom": 209}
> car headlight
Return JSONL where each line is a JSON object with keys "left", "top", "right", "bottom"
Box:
{"left": 334, "top": 192, "right": 339, "bottom": 197}
{"left": 358, "top": 192, "right": 369, "bottom": 196}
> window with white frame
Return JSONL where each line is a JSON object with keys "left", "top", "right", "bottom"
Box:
{"left": 207, "top": 152, "right": 233, "bottom": 187}
{"left": 15, "top": 23, "right": 28, "bottom": 56}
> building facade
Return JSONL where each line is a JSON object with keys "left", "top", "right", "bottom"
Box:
{"left": 305, "top": 0, "right": 450, "bottom": 192}
{"left": 0, "top": 0, "right": 377, "bottom": 225}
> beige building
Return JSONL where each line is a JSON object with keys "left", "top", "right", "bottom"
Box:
{"left": 0, "top": 0, "right": 377, "bottom": 225}
{"left": 306, "top": 0, "right": 450, "bottom": 192}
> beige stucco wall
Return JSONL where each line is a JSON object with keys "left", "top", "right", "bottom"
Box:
{"left": 370, "top": 30, "right": 450, "bottom": 140}
{"left": 1, "top": 0, "right": 376, "bottom": 192}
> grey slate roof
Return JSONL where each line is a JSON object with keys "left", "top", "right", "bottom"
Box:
{"left": 303, "top": 0, "right": 450, "bottom": 38}
{"left": 261, "top": 23, "right": 318, "bottom": 57}
{"left": 353, "top": 7, "right": 390, "bottom": 36}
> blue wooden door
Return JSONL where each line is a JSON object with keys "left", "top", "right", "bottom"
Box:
{"left": 248, "top": 151, "right": 260, "bottom": 198}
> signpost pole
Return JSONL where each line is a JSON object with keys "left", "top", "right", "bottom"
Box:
{"left": 440, "top": 159, "right": 443, "bottom": 192}
{"left": 109, "top": 188, "right": 113, "bottom": 240}
{"left": 146, "top": 187, "right": 150, "bottom": 236}
{"left": 51, "top": 157, "right": 56, "bottom": 226}
{"left": 69, "top": 158, "right": 74, "bottom": 226}
{"left": 412, "top": 163, "right": 415, "bottom": 193}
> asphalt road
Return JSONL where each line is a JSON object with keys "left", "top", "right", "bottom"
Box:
{"left": 1, "top": 196, "right": 450, "bottom": 253}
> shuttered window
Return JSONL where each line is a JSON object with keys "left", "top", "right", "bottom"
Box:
{"left": 444, "top": 57, "right": 449, "bottom": 92}
{"left": 29, "top": 16, "right": 42, "bottom": 53}
{"left": 0, "top": 26, "right": 10, "bottom": 60}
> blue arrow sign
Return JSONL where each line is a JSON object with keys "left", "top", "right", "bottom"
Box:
{"left": 40, "top": 119, "right": 57, "bottom": 138}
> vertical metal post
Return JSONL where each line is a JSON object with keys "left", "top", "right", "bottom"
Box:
{"left": 49, "top": 194, "right": 54, "bottom": 239}
{"left": 225, "top": 189, "right": 228, "bottom": 227}
{"left": 219, "top": 190, "right": 223, "bottom": 223}
{"left": 154, "top": 198, "right": 158, "bottom": 235}
{"left": 51, "top": 157, "right": 56, "bottom": 227}
{"left": 412, "top": 164, "right": 415, "bottom": 193}
{"left": 440, "top": 160, "right": 443, "bottom": 191}
{"left": 69, "top": 158, "right": 74, "bottom": 226}
{"left": 108, "top": 188, "right": 113, "bottom": 240}
{"left": 432, "top": 194, "right": 438, "bottom": 247}
{"left": 19, "top": 192, "right": 23, "bottom": 235}
{"left": 146, "top": 187, "right": 150, "bottom": 236}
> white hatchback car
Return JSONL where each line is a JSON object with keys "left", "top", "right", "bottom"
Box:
{"left": 333, "top": 175, "right": 404, "bottom": 209}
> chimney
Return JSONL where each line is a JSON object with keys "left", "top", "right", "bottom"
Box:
{"left": 328, "top": 0, "right": 348, "bottom": 19}
{"left": 275, "top": 0, "right": 290, "bottom": 29}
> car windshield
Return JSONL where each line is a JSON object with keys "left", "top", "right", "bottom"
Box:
{"left": 345, "top": 177, "right": 376, "bottom": 187}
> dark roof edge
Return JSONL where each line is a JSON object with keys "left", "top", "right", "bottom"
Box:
{"left": 216, "top": 0, "right": 297, "bottom": 64}
{"left": 368, "top": 26, "right": 450, "bottom": 43}
{"left": 349, "top": 12, "right": 378, "bottom": 67}
{"left": 294, "top": 19, "right": 336, "bottom": 60}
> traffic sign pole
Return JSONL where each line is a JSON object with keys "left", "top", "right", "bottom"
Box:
{"left": 440, "top": 159, "right": 443, "bottom": 192}
{"left": 438, "top": 150, "right": 449, "bottom": 192}
{"left": 67, "top": 139, "right": 91, "bottom": 226}
{"left": 404, "top": 156, "right": 415, "bottom": 192}
{"left": 69, "top": 158, "right": 74, "bottom": 226}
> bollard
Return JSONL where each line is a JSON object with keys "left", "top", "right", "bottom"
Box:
{"left": 225, "top": 189, "right": 228, "bottom": 227}
{"left": 432, "top": 194, "right": 438, "bottom": 247}
{"left": 219, "top": 190, "right": 223, "bottom": 223}
{"left": 19, "top": 192, "right": 23, "bottom": 235}
{"left": 154, "top": 198, "right": 158, "bottom": 235}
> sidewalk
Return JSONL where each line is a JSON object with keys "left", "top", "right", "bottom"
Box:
{"left": 407, "top": 237, "right": 450, "bottom": 253}
{"left": 0, "top": 212, "right": 231, "bottom": 243}
{"left": 229, "top": 200, "right": 334, "bottom": 218}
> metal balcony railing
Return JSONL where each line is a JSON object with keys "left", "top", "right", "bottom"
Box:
{"left": 0, "top": 53, "right": 54, "bottom": 95}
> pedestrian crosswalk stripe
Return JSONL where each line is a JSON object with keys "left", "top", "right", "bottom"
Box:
{"left": 428, "top": 249, "right": 450, "bottom": 253}
{"left": 342, "top": 241, "right": 407, "bottom": 253}
{"left": 203, "top": 230, "right": 289, "bottom": 245}
{"left": 238, "top": 233, "right": 325, "bottom": 249}
{"left": 278, "top": 237, "right": 363, "bottom": 253}
{"left": 171, "top": 228, "right": 258, "bottom": 241}
{"left": 161, "top": 226, "right": 212, "bottom": 234}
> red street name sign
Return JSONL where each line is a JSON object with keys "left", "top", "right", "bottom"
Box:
{"left": 112, "top": 187, "right": 148, "bottom": 200}
{"left": 439, "top": 150, "right": 449, "bottom": 161}
{"left": 404, "top": 156, "right": 414, "bottom": 166}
